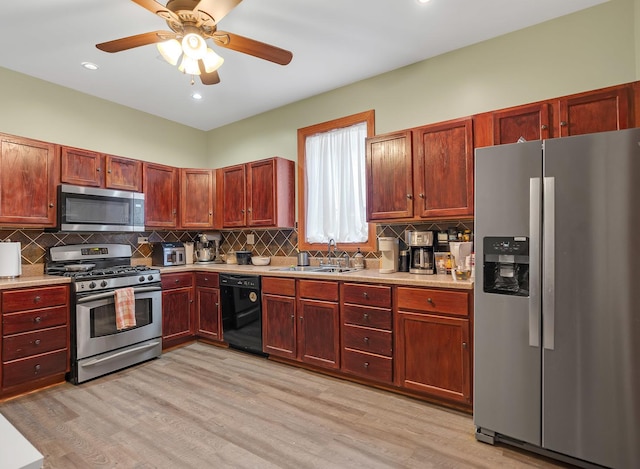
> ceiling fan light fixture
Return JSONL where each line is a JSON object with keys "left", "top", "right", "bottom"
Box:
{"left": 202, "top": 48, "right": 224, "bottom": 73}
{"left": 178, "top": 55, "right": 201, "bottom": 75}
{"left": 182, "top": 32, "right": 207, "bottom": 60}
{"left": 157, "top": 39, "right": 182, "bottom": 66}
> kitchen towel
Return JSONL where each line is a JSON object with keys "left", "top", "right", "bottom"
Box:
{"left": 114, "top": 287, "right": 136, "bottom": 330}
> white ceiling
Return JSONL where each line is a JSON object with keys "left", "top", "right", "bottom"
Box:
{"left": 0, "top": 0, "right": 606, "bottom": 131}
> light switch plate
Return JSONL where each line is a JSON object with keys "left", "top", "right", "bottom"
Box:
{"left": 246, "top": 234, "right": 255, "bottom": 245}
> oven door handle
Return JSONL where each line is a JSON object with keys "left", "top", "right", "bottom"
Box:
{"left": 76, "top": 285, "right": 162, "bottom": 304}
{"left": 80, "top": 341, "right": 161, "bottom": 367}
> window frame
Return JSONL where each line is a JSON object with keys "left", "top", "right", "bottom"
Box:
{"left": 297, "top": 109, "right": 376, "bottom": 253}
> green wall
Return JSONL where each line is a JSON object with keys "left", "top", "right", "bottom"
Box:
{"left": 0, "top": 0, "right": 637, "bottom": 170}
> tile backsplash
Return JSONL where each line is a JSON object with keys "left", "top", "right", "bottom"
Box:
{"left": 2, "top": 219, "right": 473, "bottom": 267}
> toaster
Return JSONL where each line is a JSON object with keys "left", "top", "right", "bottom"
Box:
{"left": 152, "top": 242, "right": 186, "bottom": 266}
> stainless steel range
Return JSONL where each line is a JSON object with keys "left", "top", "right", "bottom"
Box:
{"left": 46, "top": 244, "right": 162, "bottom": 384}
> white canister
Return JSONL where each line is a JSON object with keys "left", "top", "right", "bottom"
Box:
{"left": 184, "top": 242, "right": 194, "bottom": 265}
{"left": 0, "top": 242, "right": 22, "bottom": 278}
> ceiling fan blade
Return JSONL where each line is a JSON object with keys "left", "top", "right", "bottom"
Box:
{"left": 198, "top": 62, "right": 221, "bottom": 85}
{"left": 132, "top": 0, "right": 180, "bottom": 22}
{"left": 195, "top": 0, "right": 242, "bottom": 24}
{"left": 213, "top": 31, "right": 293, "bottom": 65}
{"left": 96, "top": 31, "right": 172, "bottom": 53}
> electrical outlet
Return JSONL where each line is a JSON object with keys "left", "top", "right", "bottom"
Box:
{"left": 246, "top": 234, "right": 255, "bottom": 245}
{"left": 138, "top": 237, "right": 149, "bottom": 244}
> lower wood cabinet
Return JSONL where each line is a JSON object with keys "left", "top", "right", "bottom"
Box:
{"left": 161, "top": 272, "right": 195, "bottom": 349}
{"left": 262, "top": 277, "right": 297, "bottom": 359}
{"left": 1, "top": 285, "right": 70, "bottom": 397}
{"left": 395, "top": 287, "right": 472, "bottom": 405}
{"left": 195, "top": 272, "right": 221, "bottom": 342}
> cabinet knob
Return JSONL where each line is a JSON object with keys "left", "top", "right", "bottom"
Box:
{"left": 363, "top": 313, "right": 369, "bottom": 321}
{"left": 247, "top": 209, "right": 252, "bottom": 213}
{"left": 241, "top": 209, "right": 245, "bottom": 213}
{"left": 363, "top": 337, "right": 369, "bottom": 344}
{"left": 362, "top": 292, "right": 368, "bottom": 299}
{"left": 34, "top": 364, "right": 41, "bottom": 374}
{"left": 34, "top": 295, "right": 41, "bottom": 303}
{"left": 34, "top": 316, "right": 42, "bottom": 323}
{"left": 406, "top": 194, "right": 413, "bottom": 199}
{"left": 299, "top": 316, "right": 303, "bottom": 321}
{"left": 463, "top": 342, "right": 468, "bottom": 349}
{"left": 560, "top": 121, "right": 568, "bottom": 127}
{"left": 419, "top": 193, "right": 425, "bottom": 199}
{"left": 427, "top": 297, "right": 433, "bottom": 304}
{"left": 34, "top": 339, "right": 41, "bottom": 346}
{"left": 175, "top": 279, "right": 180, "bottom": 283}
{"left": 97, "top": 167, "right": 101, "bottom": 172}
{"left": 541, "top": 124, "right": 548, "bottom": 130}
{"left": 215, "top": 303, "right": 219, "bottom": 307}
{"left": 49, "top": 203, "right": 54, "bottom": 208}
{"left": 363, "top": 362, "right": 369, "bottom": 368}
{"left": 108, "top": 169, "right": 112, "bottom": 173}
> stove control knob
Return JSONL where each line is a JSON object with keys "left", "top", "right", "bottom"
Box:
{"left": 100, "top": 281, "right": 108, "bottom": 288}
{"left": 139, "top": 275, "right": 145, "bottom": 282}
{"left": 89, "top": 282, "right": 96, "bottom": 289}
{"left": 147, "top": 275, "right": 154, "bottom": 281}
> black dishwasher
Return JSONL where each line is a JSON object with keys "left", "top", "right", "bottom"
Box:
{"left": 219, "top": 274, "right": 265, "bottom": 356}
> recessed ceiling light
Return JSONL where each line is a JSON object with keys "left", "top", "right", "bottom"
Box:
{"left": 191, "top": 92, "right": 203, "bottom": 100}
{"left": 417, "top": 0, "right": 430, "bottom": 4}
{"left": 81, "top": 62, "right": 99, "bottom": 71}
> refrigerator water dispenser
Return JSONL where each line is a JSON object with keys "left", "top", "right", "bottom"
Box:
{"left": 483, "top": 236, "right": 529, "bottom": 296}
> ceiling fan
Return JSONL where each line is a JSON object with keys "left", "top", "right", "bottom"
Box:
{"left": 96, "top": 0, "right": 293, "bottom": 85}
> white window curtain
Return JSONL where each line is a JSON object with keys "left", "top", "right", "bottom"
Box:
{"left": 305, "top": 121, "right": 368, "bottom": 244}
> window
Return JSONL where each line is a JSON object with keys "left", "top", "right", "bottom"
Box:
{"left": 297, "top": 110, "right": 376, "bottom": 252}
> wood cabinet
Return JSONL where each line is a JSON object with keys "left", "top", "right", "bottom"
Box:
{"left": 217, "top": 157, "right": 295, "bottom": 229}
{"left": 262, "top": 277, "right": 297, "bottom": 359}
{"left": 395, "top": 287, "right": 471, "bottom": 405}
{"left": 195, "top": 272, "right": 221, "bottom": 342}
{"left": 366, "top": 131, "right": 413, "bottom": 221}
{"left": 61, "top": 146, "right": 142, "bottom": 191}
{"left": 0, "top": 134, "right": 59, "bottom": 227}
{"left": 143, "top": 162, "right": 179, "bottom": 228}
{"left": 413, "top": 117, "right": 474, "bottom": 219}
{"left": 180, "top": 168, "right": 216, "bottom": 229}
{"left": 1, "top": 285, "right": 70, "bottom": 397}
{"left": 161, "top": 272, "right": 194, "bottom": 349}
{"left": 490, "top": 102, "right": 552, "bottom": 145}
{"left": 297, "top": 280, "right": 340, "bottom": 370}
{"left": 340, "top": 283, "right": 393, "bottom": 384}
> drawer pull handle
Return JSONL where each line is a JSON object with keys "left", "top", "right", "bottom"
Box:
{"left": 34, "top": 364, "right": 41, "bottom": 374}
{"left": 34, "top": 339, "right": 41, "bottom": 346}
{"left": 363, "top": 313, "right": 369, "bottom": 321}
{"left": 363, "top": 337, "right": 369, "bottom": 344}
{"left": 427, "top": 297, "right": 433, "bottom": 304}
{"left": 363, "top": 362, "right": 369, "bottom": 368}
{"left": 34, "top": 296, "right": 41, "bottom": 303}
{"left": 363, "top": 292, "right": 369, "bottom": 299}
{"left": 34, "top": 316, "right": 42, "bottom": 324}
{"left": 175, "top": 279, "right": 180, "bottom": 283}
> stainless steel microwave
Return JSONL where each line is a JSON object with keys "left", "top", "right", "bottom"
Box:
{"left": 57, "top": 184, "right": 145, "bottom": 232}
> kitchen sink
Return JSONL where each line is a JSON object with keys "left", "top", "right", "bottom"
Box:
{"left": 271, "top": 265, "right": 358, "bottom": 274}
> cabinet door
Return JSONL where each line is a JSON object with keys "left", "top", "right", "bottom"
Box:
{"left": 413, "top": 118, "right": 474, "bottom": 218}
{"left": 247, "top": 159, "right": 275, "bottom": 227}
{"left": 196, "top": 286, "right": 221, "bottom": 342}
{"left": 162, "top": 287, "right": 194, "bottom": 349}
{"left": 105, "top": 154, "right": 142, "bottom": 192}
{"left": 60, "top": 146, "right": 103, "bottom": 187}
{"left": 0, "top": 134, "right": 59, "bottom": 226}
{"left": 298, "top": 298, "right": 340, "bottom": 370}
{"left": 180, "top": 168, "right": 215, "bottom": 229}
{"left": 366, "top": 131, "right": 413, "bottom": 220}
{"left": 492, "top": 102, "right": 551, "bottom": 145}
{"left": 558, "top": 87, "right": 630, "bottom": 137}
{"left": 143, "top": 162, "right": 178, "bottom": 228}
{"left": 395, "top": 311, "right": 471, "bottom": 404}
{"left": 219, "top": 164, "right": 246, "bottom": 228}
{"left": 262, "top": 293, "right": 297, "bottom": 359}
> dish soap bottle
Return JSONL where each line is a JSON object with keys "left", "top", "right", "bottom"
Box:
{"left": 353, "top": 248, "right": 365, "bottom": 269}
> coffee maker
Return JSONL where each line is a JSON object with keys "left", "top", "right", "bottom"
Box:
{"left": 378, "top": 237, "right": 399, "bottom": 273}
{"left": 408, "top": 231, "right": 435, "bottom": 275}
{"left": 482, "top": 236, "right": 529, "bottom": 296}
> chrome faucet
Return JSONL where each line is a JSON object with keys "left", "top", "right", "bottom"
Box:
{"left": 326, "top": 238, "right": 337, "bottom": 265}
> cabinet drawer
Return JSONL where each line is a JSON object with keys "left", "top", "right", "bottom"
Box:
{"left": 298, "top": 280, "right": 338, "bottom": 301}
{"left": 195, "top": 272, "right": 219, "bottom": 288}
{"left": 3, "top": 305, "right": 68, "bottom": 335}
{"left": 162, "top": 272, "right": 193, "bottom": 290}
{"left": 396, "top": 287, "right": 469, "bottom": 317}
{"left": 342, "top": 348, "right": 392, "bottom": 383}
{"left": 2, "top": 286, "right": 68, "bottom": 313}
{"left": 342, "top": 304, "right": 392, "bottom": 330}
{"left": 3, "top": 349, "right": 68, "bottom": 388}
{"left": 342, "top": 283, "right": 391, "bottom": 308}
{"left": 262, "top": 277, "right": 295, "bottom": 296}
{"left": 343, "top": 324, "right": 392, "bottom": 356}
{"left": 3, "top": 326, "right": 68, "bottom": 361}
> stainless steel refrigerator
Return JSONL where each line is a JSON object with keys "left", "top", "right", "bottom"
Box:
{"left": 474, "top": 128, "right": 640, "bottom": 469}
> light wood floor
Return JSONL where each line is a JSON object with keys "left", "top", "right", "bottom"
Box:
{"left": 0, "top": 343, "right": 573, "bottom": 469}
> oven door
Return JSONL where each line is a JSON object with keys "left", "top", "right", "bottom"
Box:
{"left": 75, "top": 285, "right": 162, "bottom": 360}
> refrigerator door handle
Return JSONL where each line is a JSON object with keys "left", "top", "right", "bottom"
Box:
{"left": 543, "top": 176, "right": 555, "bottom": 350}
{"left": 529, "top": 177, "right": 541, "bottom": 347}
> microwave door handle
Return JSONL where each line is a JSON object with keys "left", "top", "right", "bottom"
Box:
{"left": 76, "top": 285, "right": 162, "bottom": 304}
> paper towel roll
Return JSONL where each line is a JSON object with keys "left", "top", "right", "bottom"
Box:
{"left": 0, "top": 242, "right": 22, "bottom": 278}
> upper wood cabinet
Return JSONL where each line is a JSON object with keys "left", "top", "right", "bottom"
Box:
{"left": 413, "top": 117, "right": 474, "bottom": 219}
{"left": 217, "top": 157, "right": 294, "bottom": 229}
{"left": 366, "top": 131, "right": 413, "bottom": 221}
{"left": 60, "top": 146, "right": 141, "bottom": 191}
{"left": 0, "top": 134, "right": 59, "bottom": 227}
{"left": 490, "top": 102, "right": 552, "bottom": 145}
{"left": 143, "top": 162, "right": 179, "bottom": 229}
{"left": 180, "top": 168, "right": 216, "bottom": 229}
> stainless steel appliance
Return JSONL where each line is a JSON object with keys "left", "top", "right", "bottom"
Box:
{"left": 46, "top": 244, "right": 162, "bottom": 384}
{"left": 56, "top": 184, "right": 145, "bottom": 232}
{"left": 474, "top": 129, "right": 640, "bottom": 469}
{"left": 219, "top": 274, "right": 264, "bottom": 356}
{"left": 408, "top": 231, "right": 434, "bottom": 275}
{"left": 195, "top": 232, "right": 222, "bottom": 263}
{"left": 152, "top": 242, "right": 186, "bottom": 266}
